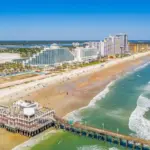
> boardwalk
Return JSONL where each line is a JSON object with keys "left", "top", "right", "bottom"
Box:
{"left": 55, "top": 116, "right": 150, "bottom": 150}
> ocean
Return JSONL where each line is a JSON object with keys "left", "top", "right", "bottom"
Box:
{"left": 31, "top": 61, "right": 150, "bottom": 150}
{"left": 0, "top": 40, "right": 150, "bottom": 49}
{"left": 0, "top": 41, "right": 87, "bottom": 49}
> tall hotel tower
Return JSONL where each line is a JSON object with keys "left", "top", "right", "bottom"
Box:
{"left": 104, "top": 33, "right": 128, "bottom": 56}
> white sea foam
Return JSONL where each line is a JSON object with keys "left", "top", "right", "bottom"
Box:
{"left": 65, "top": 56, "right": 150, "bottom": 133}
{"left": 63, "top": 109, "right": 83, "bottom": 122}
{"left": 112, "top": 61, "right": 149, "bottom": 84}
{"left": 64, "top": 80, "right": 115, "bottom": 121}
{"left": 77, "top": 145, "right": 118, "bottom": 150}
{"left": 123, "top": 61, "right": 150, "bottom": 80}
{"left": 109, "top": 148, "right": 119, "bottom": 150}
{"left": 134, "top": 61, "right": 150, "bottom": 71}
{"left": 77, "top": 145, "right": 106, "bottom": 150}
{"left": 129, "top": 95, "right": 150, "bottom": 140}
{"left": 143, "top": 84, "right": 150, "bottom": 92}
{"left": 81, "top": 81, "right": 115, "bottom": 110}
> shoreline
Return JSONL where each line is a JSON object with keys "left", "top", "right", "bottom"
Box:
{"left": 63, "top": 58, "right": 150, "bottom": 120}
{"left": 63, "top": 80, "right": 116, "bottom": 120}
{"left": 1, "top": 52, "right": 150, "bottom": 150}
{"left": 1, "top": 52, "right": 150, "bottom": 106}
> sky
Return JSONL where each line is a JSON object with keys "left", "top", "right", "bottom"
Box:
{"left": 0, "top": 0, "right": 150, "bottom": 40}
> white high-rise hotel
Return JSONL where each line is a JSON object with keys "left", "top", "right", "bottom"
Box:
{"left": 87, "top": 33, "right": 128, "bottom": 57}
{"left": 100, "top": 33, "right": 128, "bottom": 57}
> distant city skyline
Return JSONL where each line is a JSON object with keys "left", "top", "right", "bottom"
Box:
{"left": 0, "top": 0, "right": 150, "bottom": 40}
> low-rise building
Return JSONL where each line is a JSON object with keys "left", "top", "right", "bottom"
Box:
{"left": 129, "top": 41, "right": 150, "bottom": 53}
{"left": 74, "top": 46, "right": 100, "bottom": 61}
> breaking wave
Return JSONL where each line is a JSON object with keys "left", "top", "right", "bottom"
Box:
{"left": 64, "top": 80, "right": 115, "bottom": 121}
{"left": 129, "top": 94, "right": 150, "bottom": 140}
{"left": 83, "top": 81, "right": 115, "bottom": 109}
{"left": 134, "top": 61, "right": 150, "bottom": 72}
{"left": 64, "top": 109, "right": 83, "bottom": 122}
{"left": 64, "top": 60, "right": 150, "bottom": 122}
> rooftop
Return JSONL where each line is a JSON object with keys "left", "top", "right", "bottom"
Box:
{"left": 50, "top": 43, "right": 60, "bottom": 49}
{"left": 0, "top": 100, "right": 54, "bottom": 119}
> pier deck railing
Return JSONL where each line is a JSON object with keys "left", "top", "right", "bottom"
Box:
{"left": 54, "top": 115, "right": 150, "bottom": 150}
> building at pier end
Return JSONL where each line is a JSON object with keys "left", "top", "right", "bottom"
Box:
{"left": 0, "top": 100, "right": 55, "bottom": 136}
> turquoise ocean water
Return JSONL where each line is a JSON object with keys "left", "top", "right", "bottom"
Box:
{"left": 32, "top": 60, "right": 150, "bottom": 150}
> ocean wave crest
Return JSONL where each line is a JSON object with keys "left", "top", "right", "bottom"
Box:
{"left": 64, "top": 81, "right": 115, "bottom": 121}
{"left": 134, "top": 61, "right": 150, "bottom": 72}
{"left": 81, "top": 81, "right": 115, "bottom": 109}
{"left": 129, "top": 95, "right": 150, "bottom": 140}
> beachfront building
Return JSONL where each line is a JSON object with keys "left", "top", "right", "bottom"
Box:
{"left": 103, "top": 33, "right": 129, "bottom": 57}
{"left": 23, "top": 44, "right": 74, "bottom": 67}
{"left": 87, "top": 42, "right": 100, "bottom": 49}
{"left": 0, "top": 100, "right": 55, "bottom": 136}
{"left": 86, "top": 41, "right": 106, "bottom": 57}
{"left": 85, "top": 34, "right": 129, "bottom": 58}
{"left": 128, "top": 41, "right": 150, "bottom": 53}
{"left": 74, "top": 46, "right": 100, "bottom": 61}
{"left": 21, "top": 34, "right": 129, "bottom": 67}
{"left": 99, "top": 41, "right": 105, "bottom": 57}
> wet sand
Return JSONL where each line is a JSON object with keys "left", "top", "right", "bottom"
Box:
{"left": 1, "top": 54, "right": 150, "bottom": 150}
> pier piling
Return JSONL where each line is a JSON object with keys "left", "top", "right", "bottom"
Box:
{"left": 54, "top": 116, "right": 150, "bottom": 150}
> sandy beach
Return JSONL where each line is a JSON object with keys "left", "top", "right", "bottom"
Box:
{"left": 25, "top": 54, "right": 149, "bottom": 117}
{"left": 1, "top": 52, "right": 150, "bottom": 150}
{"left": 1, "top": 52, "right": 150, "bottom": 105}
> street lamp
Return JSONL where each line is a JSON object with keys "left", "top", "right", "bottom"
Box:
{"left": 102, "top": 123, "right": 104, "bottom": 130}
{"left": 117, "top": 128, "right": 119, "bottom": 134}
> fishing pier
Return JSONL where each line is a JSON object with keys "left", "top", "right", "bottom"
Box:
{"left": 54, "top": 116, "right": 150, "bottom": 150}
